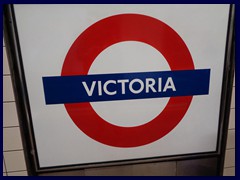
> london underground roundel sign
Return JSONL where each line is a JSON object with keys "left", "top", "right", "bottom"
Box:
{"left": 43, "top": 14, "right": 210, "bottom": 147}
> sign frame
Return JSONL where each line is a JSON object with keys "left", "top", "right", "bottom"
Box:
{"left": 3, "top": 4, "right": 235, "bottom": 175}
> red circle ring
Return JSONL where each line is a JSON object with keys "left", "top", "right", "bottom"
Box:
{"left": 61, "top": 14, "right": 194, "bottom": 147}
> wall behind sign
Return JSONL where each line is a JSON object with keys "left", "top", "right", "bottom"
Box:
{"left": 3, "top": 37, "right": 28, "bottom": 176}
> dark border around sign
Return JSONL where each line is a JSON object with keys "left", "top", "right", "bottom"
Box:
{"left": 3, "top": 4, "right": 235, "bottom": 176}
{"left": 216, "top": 4, "right": 235, "bottom": 175}
{"left": 3, "top": 4, "right": 39, "bottom": 176}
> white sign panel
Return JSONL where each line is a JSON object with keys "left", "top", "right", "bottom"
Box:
{"left": 14, "top": 4, "right": 230, "bottom": 168}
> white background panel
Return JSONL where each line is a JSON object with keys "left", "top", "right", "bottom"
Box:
{"left": 14, "top": 4, "right": 229, "bottom": 168}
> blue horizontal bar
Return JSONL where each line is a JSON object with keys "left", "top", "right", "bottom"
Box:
{"left": 42, "top": 69, "right": 210, "bottom": 104}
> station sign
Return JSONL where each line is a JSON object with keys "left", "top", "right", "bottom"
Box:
{"left": 13, "top": 4, "right": 230, "bottom": 169}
